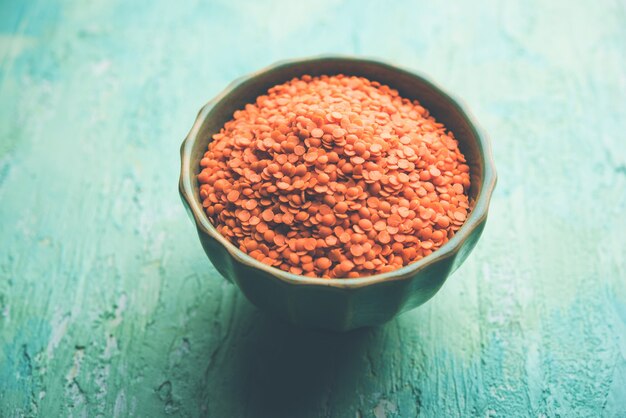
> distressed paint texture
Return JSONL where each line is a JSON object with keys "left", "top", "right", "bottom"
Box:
{"left": 1, "top": 0, "right": 625, "bottom": 417}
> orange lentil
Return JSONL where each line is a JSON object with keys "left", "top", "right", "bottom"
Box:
{"left": 226, "top": 190, "right": 240, "bottom": 202}
{"left": 378, "top": 230, "right": 392, "bottom": 244}
{"left": 436, "top": 216, "right": 451, "bottom": 228}
{"left": 263, "top": 229, "right": 275, "bottom": 242}
{"left": 316, "top": 257, "right": 332, "bottom": 270}
{"left": 374, "top": 220, "right": 387, "bottom": 232}
{"left": 261, "top": 209, "right": 274, "bottom": 222}
{"left": 325, "top": 235, "right": 338, "bottom": 246}
{"left": 432, "top": 230, "right": 445, "bottom": 241}
{"left": 304, "top": 238, "right": 317, "bottom": 251}
{"left": 238, "top": 210, "right": 251, "bottom": 222}
{"left": 350, "top": 245, "right": 364, "bottom": 257}
{"left": 321, "top": 213, "right": 336, "bottom": 227}
{"left": 335, "top": 201, "right": 349, "bottom": 214}
{"left": 339, "top": 259, "right": 355, "bottom": 272}
{"left": 339, "top": 232, "right": 351, "bottom": 244}
{"left": 397, "top": 207, "right": 411, "bottom": 218}
{"left": 453, "top": 209, "right": 467, "bottom": 221}
{"left": 358, "top": 218, "right": 373, "bottom": 231}
{"left": 420, "top": 241, "right": 434, "bottom": 249}
{"left": 198, "top": 74, "right": 471, "bottom": 278}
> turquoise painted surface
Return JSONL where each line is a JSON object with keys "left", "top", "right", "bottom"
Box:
{"left": 0, "top": 0, "right": 625, "bottom": 416}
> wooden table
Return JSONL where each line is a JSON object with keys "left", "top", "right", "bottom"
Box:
{"left": 1, "top": 0, "right": 625, "bottom": 416}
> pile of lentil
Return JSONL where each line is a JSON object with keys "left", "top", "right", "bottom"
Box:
{"left": 198, "top": 74, "right": 471, "bottom": 278}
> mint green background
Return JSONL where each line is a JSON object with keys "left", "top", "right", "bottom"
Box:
{"left": 1, "top": 1, "right": 625, "bottom": 417}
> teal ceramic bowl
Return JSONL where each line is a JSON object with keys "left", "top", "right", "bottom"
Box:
{"left": 179, "top": 56, "right": 496, "bottom": 331}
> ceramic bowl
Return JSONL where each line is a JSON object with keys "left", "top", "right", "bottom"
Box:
{"left": 179, "top": 56, "right": 496, "bottom": 331}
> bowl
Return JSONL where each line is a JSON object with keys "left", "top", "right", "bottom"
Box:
{"left": 179, "top": 56, "right": 496, "bottom": 331}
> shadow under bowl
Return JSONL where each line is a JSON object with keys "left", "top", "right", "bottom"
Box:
{"left": 179, "top": 56, "right": 496, "bottom": 331}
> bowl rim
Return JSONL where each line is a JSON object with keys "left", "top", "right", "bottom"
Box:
{"left": 179, "top": 55, "right": 496, "bottom": 289}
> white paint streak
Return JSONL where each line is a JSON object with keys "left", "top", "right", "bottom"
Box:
{"left": 91, "top": 60, "right": 111, "bottom": 77}
{"left": 46, "top": 310, "right": 71, "bottom": 359}
{"left": 113, "top": 390, "right": 127, "bottom": 418}
{"left": 109, "top": 293, "right": 127, "bottom": 329}
{"left": 65, "top": 347, "right": 85, "bottom": 382}
{"left": 373, "top": 399, "right": 397, "bottom": 418}
{"left": 0, "top": 35, "right": 35, "bottom": 61}
{"left": 103, "top": 334, "right": 118, "bottom": 360}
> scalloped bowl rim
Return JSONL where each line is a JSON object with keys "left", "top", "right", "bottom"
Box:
{"left": 179, "top": 55, "right": 496, "bottom": 289}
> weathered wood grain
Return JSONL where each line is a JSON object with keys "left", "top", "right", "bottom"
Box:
{"left": 0, "top": 0, "right": 625, "bottom": 416}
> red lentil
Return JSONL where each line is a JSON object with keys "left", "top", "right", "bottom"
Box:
{"left": 198, "top": 74, "right": 471, "bottom": 278}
